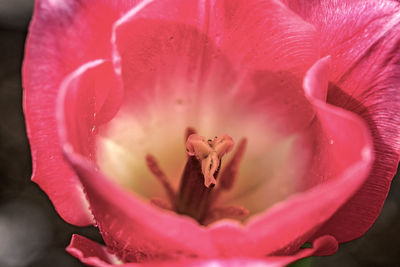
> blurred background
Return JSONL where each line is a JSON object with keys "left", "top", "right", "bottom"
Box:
{"left": 0, "top": 0, "right": 399, "bottom": 266}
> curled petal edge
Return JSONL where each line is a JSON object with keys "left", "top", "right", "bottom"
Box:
{"left": 67, "top": 234, "right": 337, "bottom": 267}
{"left": 206, "top": 56, "right": 374, "bottom": 256}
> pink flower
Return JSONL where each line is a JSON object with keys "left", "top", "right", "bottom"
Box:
{"left": 23, "top": 0, "right": 400, "bottom": 266}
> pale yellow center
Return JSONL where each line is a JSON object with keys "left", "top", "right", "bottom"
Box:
{"left": 95, "top": 95, "right": 308, "bottom": 219}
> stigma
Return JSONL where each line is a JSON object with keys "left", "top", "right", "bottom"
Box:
{"left": 186, "top": 134, "right": 234, "bottom": 188}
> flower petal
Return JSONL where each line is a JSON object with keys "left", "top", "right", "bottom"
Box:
{"left": 213, "top": 0, "right": 320, "bottom": 132}
{"left": 23, "top": 0, "right": 141, "bottom": 225}
{"left": 58, "top": 59, "right": 123, "bottom": 158}
{"left": 207, "top": 57, "right": 373, "bottom": 257}
{"left": 57, "top": 60, "right": 219, "bottom": 262}
{"left": 67, "top": 234, "right": 336, "bottom": 267}
{"left": 112, "top": 0, "right": 319, "bottom": 133}
{"left": 113, "top": 0, "right": 320, "bottom": 73}
{"left": 283, "top": 0, "right": 400, "bottom": 242}
{"left": 67, "top": 234, "right": 121, "bottom": 267}
{"left": 212, "top": 0, "right": 319, "bottom": 73}
{"left": 62, "top": 150, "right": 219, "bottom": 262}
{"left": 99, "top": 0, "right": 321, "bottom": 214}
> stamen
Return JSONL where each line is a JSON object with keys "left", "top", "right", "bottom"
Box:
{"left": 186, "top": 134, "right": 234, "bottom": 188}
{"left": 218, "top": 138, "right": 247, "bottom": 191}
{"left": 203, "top": 205, "right": 249, "bottom": 224}
{"left": 145, "top": 155, "right": 176, "bottom": 205}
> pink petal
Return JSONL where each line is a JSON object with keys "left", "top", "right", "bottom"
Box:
{"left": 98, "top": 0, "right": 323, "bottom": 216}
{"left": 212, "top": 0, "right": 319, "bottom": 73}
{"left": 112, "top": 0, "right": 319, "bottom": 133}
{"left": 23, "top": 0, "right": 141, "bottom": 225}
{"left": 67, "top": 234, "right": 119, "bottom": 267}
{"left": 67, "top": 234, "right": 336, "bottom": 267}
{"left": 57, "top": 60, "right": 219, "bottom": 261}
{"left": 58, "top": 59, "right": 123, "bottom": 158}
{"left": 206, "top": 57, "right": 373, "bottom": 256}
{"left": 56, "top": 2, "right": 323, "bottom": 258}
{"left": 58, "top": 4, "right": 372, "bottom": 259}
{"left": 85, "top": 0, "right": 323, "bottom": 224}
{"left": 283, "top": 0, "right": 400, "bottom": 242}
{"left": 62, "top": 150, "right": 218, "bottom": 262}
{"left": 213, "top": 0, "right": 320, "bottom": 132}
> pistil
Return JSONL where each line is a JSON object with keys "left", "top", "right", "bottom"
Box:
{"left": 145, "top": 128, "right": 248, "bottom": 224}
{"left": 175, "top": 156, "right": 215, "bottom": 222}
{"left": 185, "top": 134, "right": 234, "bottom": 188}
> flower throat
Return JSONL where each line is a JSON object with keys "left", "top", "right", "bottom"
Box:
{"left": 146, "top": 127, "right": 248, "bottom": 224}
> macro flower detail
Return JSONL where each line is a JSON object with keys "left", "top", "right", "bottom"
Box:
{"left": 146, "top": 131, "right": 249, "bottom": 224}
{"left": 23, "top": 0, "right": 400, "bottom": 266}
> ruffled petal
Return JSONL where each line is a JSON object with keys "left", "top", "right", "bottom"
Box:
{"left": 206, "top": 57, "right": 373, "bottom": 256}
{"left": 23, "top": 0, "right": 141, "bottom": 225}
{"left": 67, "top": 234, "right": 336, "bottom": 267}
{"left": 283, "top": 0, "right": 400, "bottom": 242}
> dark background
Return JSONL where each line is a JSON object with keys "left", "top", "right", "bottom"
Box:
{"left": 0, "top": 1, "right": 399, "bottom": 266}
